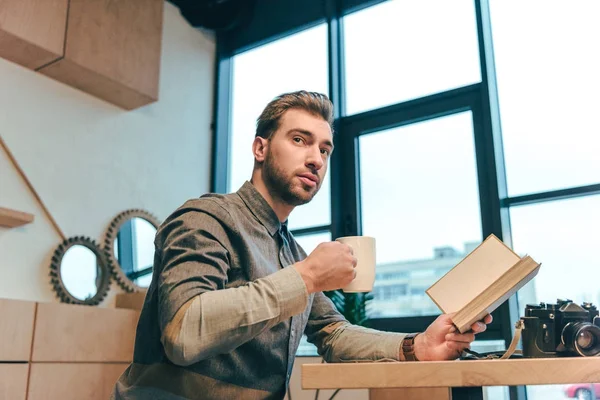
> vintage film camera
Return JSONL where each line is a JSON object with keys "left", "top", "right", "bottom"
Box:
{"left": 521, "top": 299, "right": 600, "bottom": 357}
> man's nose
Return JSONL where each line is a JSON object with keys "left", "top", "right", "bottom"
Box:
{"left": 306, "top": 147, "right": 324, "bottom": 170}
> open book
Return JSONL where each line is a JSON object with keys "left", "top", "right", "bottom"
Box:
{"left": 426, "top": 234, "right": 541, "bottom": 333}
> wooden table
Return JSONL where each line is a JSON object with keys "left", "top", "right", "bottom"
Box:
{"left": 302, "top": 357, "right": 600, "bottom": 399}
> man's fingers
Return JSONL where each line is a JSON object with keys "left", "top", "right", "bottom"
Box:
{"left": 446, "top": 341, "right": 470, "bottom": 353}
{"left": 470, "top": 321, "right": 487, "bottom": 333}
{"left": 484, "top": 314, "right": 493, "bottom": 324}
{"left": 345, "top": 244, "right": 354, "bottom": 255}
{"left": 445, "top": 333, "right": 475, "bottom": 343}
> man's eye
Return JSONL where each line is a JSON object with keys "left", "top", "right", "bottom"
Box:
{"left": 293, "top": 137, "right": 303, "bottom": 143}
{"left": 321, "top": 149, "right": 330, "bottom": 156}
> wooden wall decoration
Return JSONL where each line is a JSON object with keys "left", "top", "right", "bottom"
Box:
{"left": 0, "top": 0, "right": 164, "bottom": 110}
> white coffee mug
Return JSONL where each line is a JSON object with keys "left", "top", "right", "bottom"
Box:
{"left": 335, "top": 236, "right": 376, "bottom": 293}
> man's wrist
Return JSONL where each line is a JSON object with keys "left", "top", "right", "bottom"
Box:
{"left": 293, "top": 261, "right": 316, "bottom": 294}
{"left": 400, "top": 333, "right": 421, "bottom": 361}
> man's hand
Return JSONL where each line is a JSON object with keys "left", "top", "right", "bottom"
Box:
{"left": 413, "top": 313, "right": 493, "bottom": 361}
{"left": 294, "top": 242, "right": 357, "bottom": 293}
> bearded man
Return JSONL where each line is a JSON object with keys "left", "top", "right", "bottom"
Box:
{"left": 112, "top": 91, "right": 491, "bottom": 400}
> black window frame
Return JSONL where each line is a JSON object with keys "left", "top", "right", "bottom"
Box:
{"left": 208, "top": 1, "right": 600, "bottom": 399}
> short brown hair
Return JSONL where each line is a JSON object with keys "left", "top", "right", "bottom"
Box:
{"left": 255, "top": 90, "right": 334, "bottom": 139}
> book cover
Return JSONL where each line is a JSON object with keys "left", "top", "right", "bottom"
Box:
{"left": 426, "top": 234, "right": 541, "bottom": 333}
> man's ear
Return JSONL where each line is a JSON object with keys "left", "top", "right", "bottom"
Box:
{"left": 252, "top": 136, "right": 268, "bottom": 163}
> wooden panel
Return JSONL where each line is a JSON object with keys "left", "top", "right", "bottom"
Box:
{"left": 38, "top": 0, "right": 163, "bottom": 110}
{"left": 28, "top": 363, "right": 128, "bottom": 400}
{"left": 0, "top": 298, "right": 36, "bottom": 361}
{"left": 0, "top": 364, "right": 29, "bottom": 400}
{"left": 370, "top": 388, "right": 451, "bottom": 400}
{"left": 302, "top": 358, "right": 600, "bottom": 389}
{"left": 32, "top": 302, "right": 139, "bottom": 362}
{"left": 116, "top": 291, "right": 147, "bottom": 311}
{"left": 0, "top": 0, "right": 68, "bottom": 69}
{"left": 0, "top": 207, "right": 34, "bottom": 228}
{"left": 39, "top": 58, "right": 156, "bottom": 109}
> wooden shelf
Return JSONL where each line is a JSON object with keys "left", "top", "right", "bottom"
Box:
{"left": 0, "top": 207, "right": 34, "bottom": 228}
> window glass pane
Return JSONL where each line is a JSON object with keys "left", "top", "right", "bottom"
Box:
{"left": 344, "top": 0, "right": 480, "bottom": 115}
{"left": 293, "top": 231, "right": 332, "bottom": 356}
{"left": 294, "top": 231, "right": 332, "bottom": 255}
{"left": 511, "top": 195, "right": 600, "bottom": 400}
{"left": 512, "top": 196, "right": 600, "bottom": 311}
{"left": 296, "top": 335, "right": 319, "bottom": 357}
{"left": 490, "top": 1, "right": 600, "bottom": 196}
{"left": 229, "top": 24, "right": 330, "bottom": 230}
{"left": 135, "top": 274, "right": 153, "bottom": 288}
{"left": 359, "top": 112, "right": 482, "bottom": 318}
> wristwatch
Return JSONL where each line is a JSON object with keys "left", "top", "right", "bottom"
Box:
{"left": 401, "top": 333, "right": 420, "bottom": 361}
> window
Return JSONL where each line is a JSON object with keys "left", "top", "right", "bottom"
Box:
{"left": 489, "top": 0, "right": 600, "bottom": 400}
{"left": 377, "top": 272, "right": 408, "bottom": 281}
{"left": 512, "top": 195, "right": 600, "bottom": 312}
{"left": 343, "top": 0, "right": 481, "bottom": 115}
{"left": 294, "top": 231, "right": 332, "bottom": 256}
{"left": 490, "top": 0, "right": 600, "bottom": 197}
{"left": 359, "top": 111, "right": 482, "bottom": 318}
{"left": 489, "top": 3, "right": 600, "bottom": 397}
{"left": 229, "top": 24, "right": 330, "bottom": 230}
{"left": 216, "top": 1, "right": 594, "bottom": 391}
{"left": 409, "top": 287, "right": 426, "bottom": 296}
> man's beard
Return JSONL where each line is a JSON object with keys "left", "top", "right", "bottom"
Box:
{"left": 262, "top": 151, "right": 319, "bottom": 206}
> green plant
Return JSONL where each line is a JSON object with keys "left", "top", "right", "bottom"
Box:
{"left": 324, "top": 290, "right": 373, "bottom": 326}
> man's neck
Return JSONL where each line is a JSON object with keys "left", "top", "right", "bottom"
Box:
{"left": 250, "top": 175, "right": 294, "bottom": 223}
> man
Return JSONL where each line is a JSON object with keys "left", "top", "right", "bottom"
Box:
{"left": 112, "top": 91, "right": 491, "bottom": 400}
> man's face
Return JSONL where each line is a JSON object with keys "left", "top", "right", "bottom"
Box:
{"left": 261, "top": 109, "right": 334, "bottom": 206}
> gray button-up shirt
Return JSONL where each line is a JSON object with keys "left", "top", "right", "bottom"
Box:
{"left": 112, "top": 182, "right": 406, "bottom": 400}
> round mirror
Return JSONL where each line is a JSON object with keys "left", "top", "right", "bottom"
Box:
{"left": 50, "top": 236, "right": 110, "bottom": 305}
{"left": 103, "top": 209, "right": 160, "bottom": 292}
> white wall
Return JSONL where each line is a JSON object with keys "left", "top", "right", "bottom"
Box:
{"left": 0, "top": 2, "right": 215, "bottom": 305}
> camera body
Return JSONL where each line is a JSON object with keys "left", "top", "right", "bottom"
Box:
{"left": 521, "top": 299, "right": 600, "bottom": 358}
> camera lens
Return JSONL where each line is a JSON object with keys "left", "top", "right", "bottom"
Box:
{"left": 562, "top": 322, "right": 600, "bottom": 356}
{"left": 577, "top": 330, "right": 596, "bottom": 350}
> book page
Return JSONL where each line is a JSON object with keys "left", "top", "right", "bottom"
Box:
{"left": 426, "top": 234, "right": 520, "bottom": 313}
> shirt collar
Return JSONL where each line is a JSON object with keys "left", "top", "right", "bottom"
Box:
{"left": 237, "top": 181, "right": 283, "bottom": 236}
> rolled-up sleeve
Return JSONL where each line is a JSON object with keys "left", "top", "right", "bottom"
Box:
{"left": 304, "top": 292, "right": 407, "bottom": 362}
